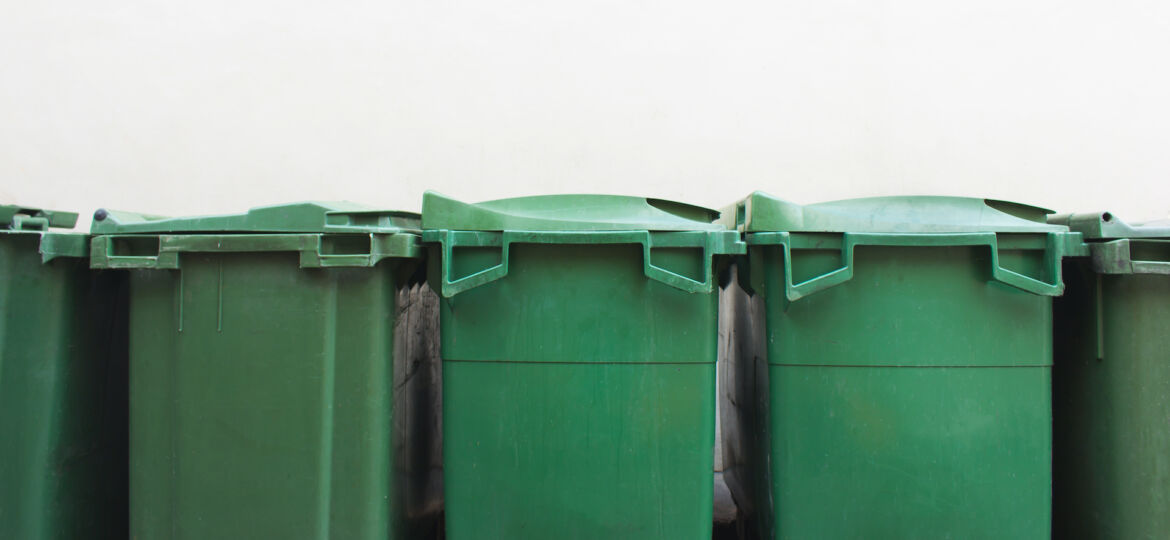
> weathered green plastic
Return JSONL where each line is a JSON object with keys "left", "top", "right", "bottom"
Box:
{"left": 90, "top": 201, "right": 419, "bottom": 234}
{"left": 90, "top": 202, "right": 439, "bottom": 539}
{"left": 1050, "top": 211, "right": 1170, "bottom": 241}
{"left": 0, "top": 206, "right": 128, "bottom": 539}
{"left": 727, "top": 192, "right": 1069, "bottom": 233}
{"left": 423, "top": 192, "right": 744, "bottom": 539}
{"left": 1052, "top": 211, "right": 1170, "bottom": 539}
{"left": 421, "top": 192, "right": 723, "bottom": 231}
{"left": 0, "top": 205, "right": 80, "bottom": 231}
{"left": 721, "top": 193, "right": 1077, "bottom": 539}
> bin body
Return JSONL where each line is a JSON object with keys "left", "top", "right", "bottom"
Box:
{"left": 758, "top": 243, "right": 1052, "bottom": 538}
{"left": 423, "top": 193, "right": 742, "bottom": 540}
{"left": 90, "top": 203, "right": 438, "bottom": 539}
{"left": 0, "top": 213, "right": 128, "bottom": 540}
{"left": 721, "top": 194, "right": 1075, "bottom": 539}
{"left": 1052, "top": 213, "right": 1170, "bottom": 539}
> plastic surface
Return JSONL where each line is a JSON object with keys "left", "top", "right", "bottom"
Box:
{"left": 1052, "top": 211, "right": 1170, "bottom": 538}
{"left": 423, "top": 229, "right": 742, "bottom": 296}
{"left": 0, "top": 205, "right": 79, "bottom": 230}
{"left": 746, "top": 231, "right": 1079, "bottom": 299}
{"left": 90, "top": 233, "right": 420, "bottom": 269}
{"left": 1088, "top": 238, "right": 1170, "bottom": 275}
{"left": 425, "top": 193, "right": 738, "bottom": 539}
{"left": 91, "top": 206, "right": 438, "bottom": 539}
{"left": 90, "top": 201, "right": 419, "bottom": 235}
{"left": 729, "top": 192, "right": 1066, "bottom": 233}
{"left": 421, "top": 191, "right": 723, "bottom": 231}
{"left": 1051, "top": 211, "right": 1170, "bottom": 275}
{"left": 0, "top": 214, "right": 128, "bottom": 539}
{"left": 1051, "top": 210, "right": 1170, "bottom": 240}
{"left": 721, "top": 195, "right": 1069, "bottom": 539}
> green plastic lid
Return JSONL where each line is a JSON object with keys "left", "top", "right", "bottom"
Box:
{"left": 90, "top": 201, "right": 419, "bottom": 235}
{"left": 732, "top": 192, "right": 1066, "bottom": 233}
{"left": 1049, "top": 212, "right": 1170, "bottom": 240}
{"left": 0, "top": 205, "right": 79, "bottom": 231}
{"left": 421, "top": 191, "right": 725, "bottom": 232}
{"left": 0, "top": 205, "right": 88, "bottom": 261}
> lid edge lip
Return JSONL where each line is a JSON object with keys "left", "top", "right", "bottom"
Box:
{"left": 748, "top": 191, "right": 1056, "bottom": 208}
{"left": 0, "top": 229, "right": 90, "bottom": 237}
{"left": 744, "top": 226, "right": 1069, "bottom": 234}
{"left": 422, "top": 192, "right": 726, "bottom": 231}
{"left": 0, "top": 204, "right": 81, "bottom": 230}
{"left": 89, "top": 201, "right": 419, "bottom": 235}
{"left": 89, "top": 228, "right": 422, "bottom": 236}
{"left": 1056, "top": 211, "right": 1170, "bottom": 240}
{"left": 740, "top": 193, "right": 1063, "bottom": 233}
{"left": 418, "top": 225, "right": 727, "bottom": 233}
{"left": 468, "top": 192, "right": 711, "bottom": 205}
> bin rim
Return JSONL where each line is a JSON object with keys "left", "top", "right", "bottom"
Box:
{"left": 0, "top": 204, "right": 90, "bottom": 261}
{"left": 89, "top": 232, "right": 421, "bottom": 269}
{"left": 89, "top": 201, "right": 420, "bottom": 235}
{"left": 423, "top": 229, "right": 743, "bottom": 297}
{"left": 420, "top": 191, "right": 727, "bottom": 232}
{"left": 1, "top": 204, "right": 79, "bottom": 230}
{"left": 1049, "top": 211, "right": 1170, "bottom": 240}
{"left": 724, "top": 192, "right": 1067, "bottom": 234}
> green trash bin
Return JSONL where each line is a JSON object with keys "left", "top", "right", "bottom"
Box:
{"left": 89, "top": 202, "right": 441, "bottom": 539}
{"left": 422, "top": 192, "right": 744, "bottom": 539}
{"left": 1050, "top": 212, "right": 1170, "bottom": 539}
{"left": 720, "top": 193, "right": 1082, "bottom": 539}
{"left": 0, "top": 205, "right": 128, "bottom": 539}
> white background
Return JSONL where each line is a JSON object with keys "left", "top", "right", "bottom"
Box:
{"left": 2, "top": 1, "right": 1168, "bottom": 229}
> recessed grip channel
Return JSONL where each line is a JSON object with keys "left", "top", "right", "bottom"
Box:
{"left": 90, "top": 233, "right": 419, "bottom": 269}
{"left": 436, "top": 230, "right": 740, "bottom": 297}
{"left": 748, "top": 232, "right": 1073, "bottom": 301}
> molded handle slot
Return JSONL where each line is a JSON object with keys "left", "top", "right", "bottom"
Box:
{"left": 749, "top": 232, "right": 1070, "bottom": 301}
{"left": 92, "top": 235, "right": 175, "bottom": 269}
{"left": 92, "top": 233, "right": 418, "bottom": 269}
{"left": 1092, "top": 239, "right": 1170, "bottom": 275}
{"left": 439, "top": 231, "right": 509, "bottom": 296}
{"left": 311, "top": 234, "right": 376, "bottom": 267}
{"left": 436, "top": 230, "right": 732, "bottom": 297}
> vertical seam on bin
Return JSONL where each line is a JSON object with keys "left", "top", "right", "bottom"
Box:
{"left": 176, "top": 269, "right": 184, "bottom": 333}
{"left": 1095, "top": 273, "right": 1105, "bottom": 360}
{"left": 0, "top": 253, "right": 8, "bottom": 398}
{"left": 316, "top": 277, "right": 338, "bottom": 539}
{"left": 170, "top": 287, "right": 180, "bottom": 540}
{"left": 25, "top": 257, "right": 62, "bottom": 539}
{"left": 216, "top": 261, "right": 223, "bottom": 333}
